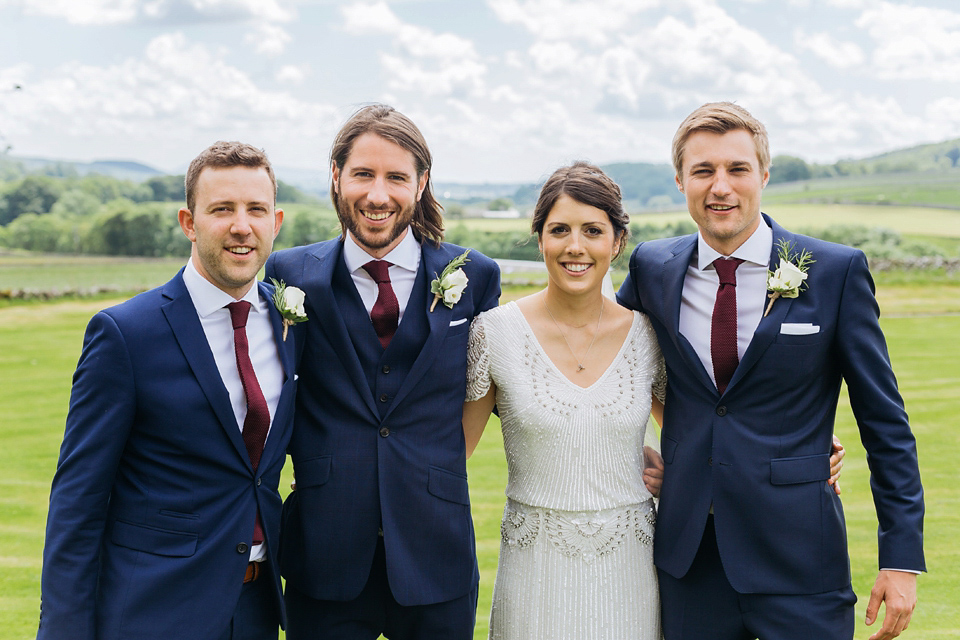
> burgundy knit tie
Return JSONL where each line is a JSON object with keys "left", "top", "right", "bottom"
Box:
{"left": 227, "top": 301, "right": 269, "bottom": 545}
{"left": 711, "top": 258, "right": 744, "bottom": 396}
{"left": 363, "top": 260, "right": 399, "bottom": 349}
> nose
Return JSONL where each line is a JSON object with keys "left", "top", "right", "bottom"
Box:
{"left": 711, "top": 169, "right": 732, "bottom": 197}
{"left": 367, "top": 177, "right": 389, "bottom": 206}
{"left": 230, "top": 208, "right": 253, "bottom": 235}
{"left": 566, "top": 231, "right": 584, "bottom": 254}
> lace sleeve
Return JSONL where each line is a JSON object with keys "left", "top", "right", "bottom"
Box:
{"left": 465, "top": 313, "right": 492, "bottom": 402}
{"left": 639, "top": 312, "right": 667, "bottom": 404}
{"left": 652, "top": 355, "right": 667, "bottom": 404}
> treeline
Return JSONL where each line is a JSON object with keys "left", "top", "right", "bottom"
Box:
{"left": 0, "top": 169, "right": 318, "bottom": 255}
{"left": 769, "top": 143, "right": 960, "bottom": 184}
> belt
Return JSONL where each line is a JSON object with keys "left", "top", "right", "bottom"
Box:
{"left": 243, "top": 561, "right": 262, "bottom": 584}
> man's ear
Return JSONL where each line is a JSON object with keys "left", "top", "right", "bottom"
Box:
{"left": 273, "top": 208, "right": 284, "bottom": 238}
{"left": 761, "top": 169, "right": 770, "bottom": 189}
{"left": 416, "top": 170, "right": 428, "bottom": 201}
{"left": 178, "top": 208, "right": 196, "bottom": 242}
{"left": 675, "top": 174, "right": 683, "bottom": 192}
{"left": 331, "top": 162, "right": 340, "bottom": 194}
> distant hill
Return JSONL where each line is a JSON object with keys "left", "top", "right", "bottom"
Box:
{"left": 2, "top": 155, "right": 164, "bottom": 182}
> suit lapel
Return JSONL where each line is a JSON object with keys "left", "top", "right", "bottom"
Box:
{"left": 304, "top": 241, "right": 379, "bottom": 419}
{"left": 726, "top": 215, "right": 795, "bottom": 393}
{"left": 259, "top": 279, "right": 296, "bottom": 467}
{"left": 661, "top": 235, "right": 717, "bottom": 394}
{"left": 382, "top": 243, "right": 453, "bottom": 419}
{"left": 161, "top": 272, "right": 251, "bottom": 466}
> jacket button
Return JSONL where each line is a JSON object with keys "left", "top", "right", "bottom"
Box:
{"left": 237, "top": 542, "right": 249, "bottom": 554}
{"left": 379, "top": 427, "right": 390, "bottom": 438}
{"left": 379, "top": 394, "right": 388, "bottom": 403}
{"left": 382, "top": 365, "right": 390, "bottom": 374}
{"left": 256, "top": 478, "right": 261, "bottom": 486}
{"left": 716, "top": 405, "right": 727, "bottom": 416}
{"left": 708, "top": 457, "right": 713, "bottom": 466}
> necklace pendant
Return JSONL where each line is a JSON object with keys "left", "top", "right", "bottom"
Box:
{"left": 577, "top": 364, "right": 585, "bottom": 372}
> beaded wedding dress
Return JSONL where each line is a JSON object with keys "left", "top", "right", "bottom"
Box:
{"left": 467, "top": 302, "right": 666, "bottom": 640}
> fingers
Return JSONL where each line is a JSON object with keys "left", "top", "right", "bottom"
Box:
{"left": 643, "top": 468, "right": 664, "bottom": 498}
{"left": 866, "top": 571, "right": 917, "bottom": 640}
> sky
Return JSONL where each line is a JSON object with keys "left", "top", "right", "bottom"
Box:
{"left": 1, "top": 0, "right": 959, "bottom": 183}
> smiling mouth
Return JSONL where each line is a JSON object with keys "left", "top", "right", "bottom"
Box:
{"left": 227, "top": 247, "right": 253, "bottom": 255}
{"left": 363, "top": 210, "right": 393, "bottom": 222}
{"left": 562, "top": 262, "right": 591, "bottom": 273}
{"left": 707, "top": 203, "right": 737, "bottom": 212}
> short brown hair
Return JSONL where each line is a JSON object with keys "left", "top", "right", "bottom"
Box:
{"left": 184, "top": 141, "right": 276, "bottom": 212}
{"left": 672, "top": 102, "right": 770, "bottom": 176}
{"left": 531, "top": 162, "right": 630, "bottom": 259}
{"left": 330, "top": 104, "right": 444, "bottom": 246}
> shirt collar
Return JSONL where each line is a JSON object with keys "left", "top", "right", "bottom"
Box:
{"left": 182, "top": 258, "right": 262, "bottom": 318}
{"left": 696, "top": 217, "right": 773, "bottom": 271}
{"left": 343, "top": 228, "right": 421, "bottom": 274}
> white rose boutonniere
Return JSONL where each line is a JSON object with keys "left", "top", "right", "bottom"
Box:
{"left": 764, "top": 239, "right": 814, "bottom": 317}
{"left": 269, "top": 278, "right": 308, "bottom": 340}
{"left": 430, "top": 249, "right": 471, "bottom": 312}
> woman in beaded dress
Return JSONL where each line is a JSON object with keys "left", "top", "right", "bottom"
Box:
{"left": 463, "top": 162, "right": 666, "bottom": 639}
{"left": 462, "top": 163, "right": 847, "bottom": 640}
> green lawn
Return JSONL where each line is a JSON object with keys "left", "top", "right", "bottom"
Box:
{"left": 1, "top": 281, "right": 957, "bottom": 639}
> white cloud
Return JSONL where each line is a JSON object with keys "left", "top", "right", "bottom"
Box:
{"left": 857, "top": 1, "right": 960, "bottom": 81}
{"left": 0, "top": 33, "right": 337, "bottom": 165}
{"left": 245, "top": 23, "right": 292, "bottom": 57}
{"left": 341, "top": 2, "right": 487, "bottom": 96}
{"left": 794, "top": 29, "right": 865, "bottom": 68}
{"left": 276, "top": 64, "right": 309, "bottom": 85}
{"left": 2, "top": 0, "right": 291, "bottom": 25}
{"left": 487, "top": 0, "right": 659, "bottom": 46}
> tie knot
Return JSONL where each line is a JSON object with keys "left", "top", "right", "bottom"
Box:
{"left": 363, "top": 260, "right": 393, "bottom": 284}
{"left": 713, "top": 258, "right": 744, "bottom": 286}
{"left": 227, "top": 300, "right": 252, "bottom": 330}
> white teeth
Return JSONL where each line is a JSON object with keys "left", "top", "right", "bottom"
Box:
{"left": 709, "top": 205, "right": 734, "bottom": 211}
{"left": 228, "top": 247, "right": 252, "bottom": 254}
{"left": 363, "top": 211, "right": 392, "bottom": 221}
{"left": 565, "top": 263, "right": 590, "bottom": 272}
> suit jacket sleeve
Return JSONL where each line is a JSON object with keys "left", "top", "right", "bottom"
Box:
{"left": 835, "top": 250, "right": 925, "bottom": 572}
{"left": 39, "top": 311, "right": 137, "bottom": 639}
{"left": 616, "top": 242, "right": 646, "bottom": 313}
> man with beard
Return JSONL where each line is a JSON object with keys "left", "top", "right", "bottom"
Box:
{"left": 265, "top": 104, "right": 500, "bottom": 639}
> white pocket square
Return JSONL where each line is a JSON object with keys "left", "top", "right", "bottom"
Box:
{"left": 449, "top": 318, "right": 468, "bottom": 327}
{"left": 780, "top": 323, "right": 820, "bottom": 335}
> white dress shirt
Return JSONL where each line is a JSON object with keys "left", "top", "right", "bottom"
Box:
{"left": 343, "top": 229, "right": 422, "bottom": 321}
{"left": 679, "top": 220, "right": 772, "bottom": 387}
{"left": 182, "top": 259, "right": 284, "bottom": 562}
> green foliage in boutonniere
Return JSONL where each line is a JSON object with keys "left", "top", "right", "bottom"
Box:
{"left": 269, "top": 278, "right": 308, "bottom": 341}
{"left": 430, "top": 249, "right": 471, "bottom": 312}
{"left": 764, "top": 239, "right": 814, "bottom": 317}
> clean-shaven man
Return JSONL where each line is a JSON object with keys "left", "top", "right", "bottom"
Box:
{"left": 618, "top": 102, "right": 924, "bottom": 640}
{"left": 39, "top": 141, "right": 296, "bottom": 640}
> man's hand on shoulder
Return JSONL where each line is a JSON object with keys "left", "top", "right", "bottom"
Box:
{"left": 866, "top": 570, "right": 917, "bottom": 640}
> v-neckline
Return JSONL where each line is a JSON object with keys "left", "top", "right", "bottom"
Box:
{"left": 510, "top": 301, "right": 639, "bottom": 391}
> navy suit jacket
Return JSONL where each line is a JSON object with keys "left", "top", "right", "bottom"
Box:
{"left": 38, "top": 272, "right": 297, "bottom": 640}
{"left": 617, "top": 214, "right": 924, "bottom": 594}
{"left": 265, "top": 238, "right": 500, "bottom": 606}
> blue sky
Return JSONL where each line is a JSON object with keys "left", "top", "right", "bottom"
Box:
{"left": 1, "top": 0, "right": 959, "bottom": 182}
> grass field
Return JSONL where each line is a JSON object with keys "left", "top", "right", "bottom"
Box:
{"left": 453, "top": 203, "right": 960, "bottom": 242}
{"left": 1, "top": 273, "right": 958, "bottom": 639}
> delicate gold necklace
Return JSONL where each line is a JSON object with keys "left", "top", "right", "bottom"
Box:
{"left": 542, "top": 296, "right": 604, "bottom": 372}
